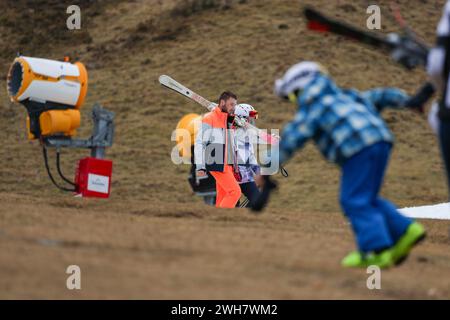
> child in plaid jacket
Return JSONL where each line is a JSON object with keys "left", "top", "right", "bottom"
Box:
{"left": 269, "top": 61, "right": 426, "bottom": 268}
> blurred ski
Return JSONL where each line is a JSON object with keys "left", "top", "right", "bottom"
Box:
{"left": 304, "top": 7, "right": 429, "bottom": 70}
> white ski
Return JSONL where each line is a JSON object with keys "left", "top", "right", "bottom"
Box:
{"left": 159, "top": 75, "right": 217, "bottom": 111}
{"left": 159, "top": 74, "right": 280, "bottom": 144}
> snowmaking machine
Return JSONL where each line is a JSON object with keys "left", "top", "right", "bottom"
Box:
{"left": 6, "top": 55, "right": 115, "bottom": 198}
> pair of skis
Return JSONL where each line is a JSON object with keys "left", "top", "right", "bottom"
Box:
{"left": 158, "top": 75, "right": 279, "bottom": 144}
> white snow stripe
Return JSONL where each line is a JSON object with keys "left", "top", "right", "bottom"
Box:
{"left": 399, "top": 202, "right": 450, "bottom": 220}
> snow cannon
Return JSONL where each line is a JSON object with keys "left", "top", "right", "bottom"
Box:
{"left": 6, "top": 55, "right": 115, "bottom": 199}
{"left": 7, "top": 56, "right": 88, "bottom": 139}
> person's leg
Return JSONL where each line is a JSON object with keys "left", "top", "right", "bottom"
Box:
{"left": 340, "top": 143, "right": 393, "bottom": 253}
{"left": 374, "top": 198, "right": 412, "bottom": 242}
{"left": 376, "top": 196, "right": 426, "bottom": 265}
{"left": 210, "top": 165, "right": 241, "bottom": 208}
{"left": 370, "top": 142, "right": 412, "bottom": 242}
{"left": 214, "top": 179, "right": 225, "bottom": 208}
{"left": 346, "top": 142, "right": 424, "bottom": 266}
{"left": 240, "top": 181, "right": 261, "bottom": 207}
{"left": 439, "top": 120, "right": 450, "bottom": 199}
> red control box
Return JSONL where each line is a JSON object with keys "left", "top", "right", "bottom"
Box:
{"left": 75, "top": 157, "right": 113, "bottom": 198}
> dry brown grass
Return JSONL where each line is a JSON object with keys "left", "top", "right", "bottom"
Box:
{"left": 0, "top": 0, "right": 449, "bottom": 299}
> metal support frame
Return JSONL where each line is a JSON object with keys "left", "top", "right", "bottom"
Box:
{"left": 43, "top": 104, "right": 115, "bottom": 159}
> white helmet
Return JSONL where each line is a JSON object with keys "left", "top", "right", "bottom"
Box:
{"left": 234, "top": 103, "right": 255, "bottom": 118}
{"left": 274, "top": 61, "right": 328, "bottom": 100}
{"left": 234, "top": 103, "right": 258, "bottom": 126}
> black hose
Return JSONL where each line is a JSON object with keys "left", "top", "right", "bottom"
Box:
{"left": 42, "top": 146, "right": 76, "bottom": 192}
{"left": 56, "top": 150, "right": 76, "bottom": 186}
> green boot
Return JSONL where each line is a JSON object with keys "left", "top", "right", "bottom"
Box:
{"left": 341, "top": 249, "right": 394, "bottom": 269}
{"left": 392, "top": 222, "right": 426, "bottom": 265}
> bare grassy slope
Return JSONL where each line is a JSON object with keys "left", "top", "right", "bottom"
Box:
{"left": 0, "top": 0, "right": 449, "bottom": 299}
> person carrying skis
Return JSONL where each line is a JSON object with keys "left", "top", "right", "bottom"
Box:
{"left": 258, "top": 61, "right": 426, "bottom": 268}
{"left": 194, "top": 91, "right": 242, "bottom": 208}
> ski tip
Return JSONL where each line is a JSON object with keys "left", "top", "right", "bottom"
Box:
{"left": 303, "top": 6, "right": 319, "bottom": 20}
{"left": 158, "top": 74, "right": 168, "bottom": 84}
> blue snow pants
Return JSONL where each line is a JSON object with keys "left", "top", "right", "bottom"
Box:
{"left": 340, "top": 142, "right": 412, "bottom": 253}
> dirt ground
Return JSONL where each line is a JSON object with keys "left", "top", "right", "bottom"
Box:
{"left": 1, "top": 0, "right": 450, "bottom": 299}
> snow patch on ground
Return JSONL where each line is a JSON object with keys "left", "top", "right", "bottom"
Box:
{"left": 400, "top": 202, "right": 450, "bottom": 220}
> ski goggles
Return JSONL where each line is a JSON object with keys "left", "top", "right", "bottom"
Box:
{"left": 249, "top": 110, "right": 259, "bottom": 119}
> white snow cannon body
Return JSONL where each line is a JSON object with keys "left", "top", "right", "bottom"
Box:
{"left": 7, "top": 56, "right": 88, "bottom": 139}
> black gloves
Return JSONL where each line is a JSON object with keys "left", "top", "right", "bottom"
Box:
{"left": 250, "top": 176, "right": 277, "bottom": 212}
{"left": 404, "top": 82, "right": 436, "bottom": 113}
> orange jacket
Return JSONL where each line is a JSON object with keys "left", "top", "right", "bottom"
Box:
{"left": 194, "top": 107, "right": 233, "bottom": 172}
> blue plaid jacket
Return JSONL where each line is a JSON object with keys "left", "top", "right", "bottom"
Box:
{"left": 278, "top": 74, "right": 409, "bottom": 166}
